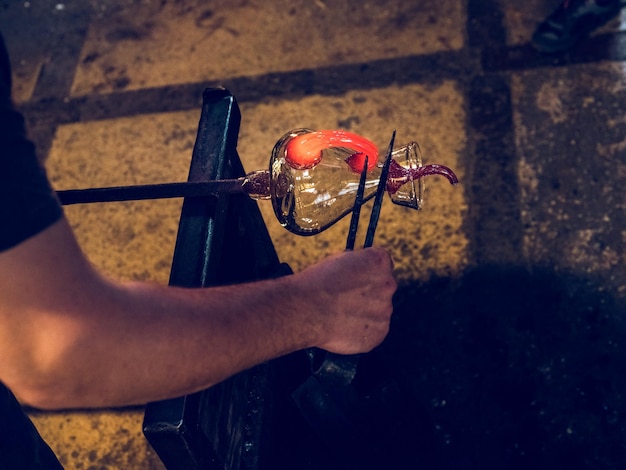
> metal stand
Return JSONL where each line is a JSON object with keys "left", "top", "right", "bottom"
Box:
{"left": 142, "top": 88, "right": 289, "bottom": 470}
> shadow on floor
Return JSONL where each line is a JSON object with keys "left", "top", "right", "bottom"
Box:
{"left": 273, "top": 265, "right": 626, "bottom": 470}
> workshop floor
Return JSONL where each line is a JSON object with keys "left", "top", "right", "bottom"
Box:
{"left": 1, "top": 1, "right": 626, "bottom": 469}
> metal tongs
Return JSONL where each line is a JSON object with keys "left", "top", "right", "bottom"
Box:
{"left": 346, "top": 130, "right": 395, "bottom": 251}
{"left": 291, "top": 132, "right": 397, "bottom": 451}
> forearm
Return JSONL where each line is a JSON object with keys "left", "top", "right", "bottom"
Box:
{"left": 0, "top": 221, "right": 319, "bottom": 409}
{"left": 67, "top": 277, "right": 319, "bottom": 408}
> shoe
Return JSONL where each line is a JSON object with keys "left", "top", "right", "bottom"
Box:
{"left": 532, "top": 0, "right": 624, "bottom": 53}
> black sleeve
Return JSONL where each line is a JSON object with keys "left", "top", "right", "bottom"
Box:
{"left": 0, "top": 383, "right": 64, "bottom": 469}
{"left": 0, "top": 33, "right": 63, "bottom": 252}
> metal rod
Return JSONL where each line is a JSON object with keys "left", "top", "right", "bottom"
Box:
{"left": 345, "top": 155, "right": 369, "bottom": 251}
{"left": 364, "top": 130, "right": 395, "bottom": 247}
{"left": 56, "top": 178, "right": 245, "bottom": 205}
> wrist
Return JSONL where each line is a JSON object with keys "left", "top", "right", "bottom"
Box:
{"left": 278, "top": 272, "right": 327, "bottom": 351}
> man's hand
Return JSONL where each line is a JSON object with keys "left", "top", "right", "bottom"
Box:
{"left": 291, "top": 247, "right": 397, "bottom": 355}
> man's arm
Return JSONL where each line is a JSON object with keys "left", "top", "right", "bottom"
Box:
{"left": 0, "top": 217, "right": 396, "bottom": 410}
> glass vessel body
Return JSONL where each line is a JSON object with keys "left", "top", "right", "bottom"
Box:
{"left": 269, "top": 129, "right": 424, "bottom": 235}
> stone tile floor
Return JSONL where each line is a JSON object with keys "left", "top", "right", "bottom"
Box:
{"left": 1, "top": 0, "right": 625, "bottom": 468}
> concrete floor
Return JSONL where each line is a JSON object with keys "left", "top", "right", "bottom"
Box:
{"left": 1, "top": 0, "right": 625, "bottom": 468}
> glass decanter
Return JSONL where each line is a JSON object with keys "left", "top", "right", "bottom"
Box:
{"left": 250, "top": 128, "right": 458, "bottom": 235}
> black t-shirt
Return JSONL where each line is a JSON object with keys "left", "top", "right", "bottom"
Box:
{"left": 0, "top": 34, "right": 64, "bottom": 468}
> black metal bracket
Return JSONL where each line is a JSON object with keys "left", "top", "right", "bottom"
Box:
{"left": 142, "top": 87, "right": 288, "bottom": 470}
